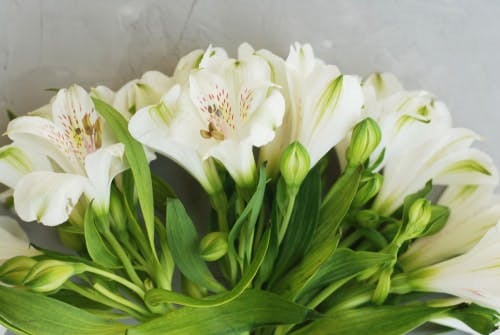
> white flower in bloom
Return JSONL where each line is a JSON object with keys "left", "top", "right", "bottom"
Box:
{"left": 401, "top": 185, "right": 500, "bottom": 271}
{"left": 348, "top": 73, "right": 498, "bottom": 215}
{"left": 406, "top": 224, "right": 500, "bottom": 311}
{"left": 0, "top": 216, "right": 39, "bottom": 264}
{"left": 129, "top": 46, "right": 285, "bottom": 190}
{"left": 92, "top": 71, "right": 172, "bottom": 118}
{"left": 257, "top": 43, "right": 364, "bottom": 175}
{"left": 4, "top": 85, "right": 127, "bottom": 226}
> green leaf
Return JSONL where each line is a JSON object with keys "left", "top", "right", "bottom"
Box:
{"left": 128, "top": 289, "right": 315, "bottom": 335}
{"left": 0, "top": 286, "right": 126, "bottom": 335}
{"left": 145, "top": 228, "right": 270, "bottom": 308}
{"left": 227, "top": 166, "right": 267, "bottom": 265}
{"left": 298, "top": 248, "right": 394, "bottom": 301}
{"left": 291, "top": 305, "right": 449, "bottom": 335}
{"left": 6, "top": 109, "right": 18, "bottom": 121}
{"left": 274, "top": 165, "right": 363, "bottom": 298}
{"left": 166, "top": 198, "right": 225, "bottom": 293}
{"left": 270, "top": 168, "right": 322, "bottom": 284}
{"left": 84, "top": 206, "right": 121, "bottom": 269}
{"left": 152, "top": 173, "right": 177, "bottom": 213}
{"left": 93, "top": 98, "right": 156, "bottom": 257}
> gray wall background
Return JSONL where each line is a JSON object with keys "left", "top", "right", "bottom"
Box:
{"left": 1, "top": 1, "right": 499, "bottom": 334}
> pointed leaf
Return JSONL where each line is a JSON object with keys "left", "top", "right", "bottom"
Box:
{"left": 84, "top": 207, "right": 121, "bottom": 268}
{"left": 93, "top": 98, "right": 156, "bottom": 256}
{"left": 166, "top": 198, "right": 225, "bottom": 293}
{"left": 129, "top": 289, "right": 315, "bottom": 335}
{"left": 270, "top": 168, "right": 322, "bottom": 283}
{"left": 145, "top": 228, "right": 270, "bottom": 308}
{"left": 0, "top": 286, "right": 126, "bottom": 335}
{"left": 291, "top": 305, "right": 449, "bottom": 335}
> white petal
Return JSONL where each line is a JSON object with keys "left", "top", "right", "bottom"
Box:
{"left": 13, "top": 172, "right": 88, "bottom": 226}
{"left": 84, "top": 143, "right": 126, "bottom": 213}
{"left": 239, "top": 90, "right": 285, "bottom": 147}
{"left": 206, "top": 140, "right": 256, "bottom": 188}
{"left": 287, "top": 43, "right": 318, "bottom": 77}
{"left": 362, "top": 72, "right": 403, "bottom": 101}
{"left": 0, "top": 216, "right": 40, "bottom": 263}
{"left": 129, "top": 101, "right": 222, "bottom": 193}
{"left": 6, "top": 116, "right": 80, "bottom": 174}
{"left": 302, "top": 75, "right": 364, "bottom": 166}
{"left": 91, "top": 85, "right": 116, "bottom": 105}
{"left": 0, "top": 145, "right": 34, "bottom": 188}
{"left": 52, "top": 85, "right": 97, "bottom": 130}
{"left": 173, "top": 49, "right": 205, "bottom": 83}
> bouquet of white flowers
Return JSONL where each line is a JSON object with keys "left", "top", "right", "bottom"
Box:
{"left": 0, "top": 43, "right": 498, "bottom": 335}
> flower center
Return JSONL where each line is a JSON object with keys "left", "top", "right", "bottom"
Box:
{"left": 197, "top": 84, "right": 254, "bottom": 141}
{"left": 50, "top": 108, "right": 103, "bottom": 166}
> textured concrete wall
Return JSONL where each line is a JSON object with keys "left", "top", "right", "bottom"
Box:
{"left": 1, "top": 1, "right": 500, "bottom": 154}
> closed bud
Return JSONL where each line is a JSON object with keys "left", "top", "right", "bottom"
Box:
{"left": 23, "top": 260, "right": 80, "bottom": 293}
{"left": 200, "top": 232, "right": 228, "bottom": 262}
{"left": 0, "top": 256, "right": 37, "bottom": 285}
{"left": 404, "top": 199, "right": 432, "bottom": 241}
{"left": 355, "top": 209, "right": 380, "bottom": 229}
{"left": 280, "top": 142, "right": 311, "bottom": 190}
{"left": 109, "top": 188, "right": 127, "bottom": 234}
{"left": 352, "top": 173, "right": 383, "bottom": 208}
{"left": 346, "top": 118, "right": 382, "bottom": 166}
{"left": 372, "top": 267, "right": 393, "bottom": 305}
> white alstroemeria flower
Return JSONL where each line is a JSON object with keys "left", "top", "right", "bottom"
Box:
{"left": 348, "top": 73, "right": 498, "bottom": 215}
{"left": 404, "top": 224, "right": 500, "bottom": 311}
{"left": 130, "top": 47, "right": 285, "bottom": 190}
{"left": 258, "top": 43, "right": 364, "bottom": 175}
{"left": 401, "top": 185, "right": 500, "bottom": 271}
{"left": 0, "top": 325, "right": 5, "bottom": 335}
{"left": 5, "top": 85, "right": 127, "bottom": 226}
{"left": 92, "top": 71, "right": 172, "bottom": 118}
{"left": 0, "top": 216, "right": 39, "bottom": 264}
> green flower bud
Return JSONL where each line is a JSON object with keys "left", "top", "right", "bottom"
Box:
{"left": 352, "top": 173, "right": 383, "bottom": 208}
{"left": 355, "top": 209, "right": 380, "bottom": 229}
{"left": 372, "top": 267, "right": 393, "bottom": 305}
{"left": 200, "top": 232, "right": 228, "bottom": 262}
{"left": 0, "top": 256, "right": 37, "bottom": 285}
{"left": 280, "top": 142, "right": 311, "bottom": 190}
{"left": 182, "top": 275, "right": 208, "bottom": 299}
{"left": 346, "top": 118, "right": 382, "bottom": 166}
{"left": 109, "top": 188, "right": 127, "bottom": 234}
{"left": 404, "top": 199, "right": 432, "bottom": 241}
{"left": 23, "top": 260, "right": 80, "bottom": 293}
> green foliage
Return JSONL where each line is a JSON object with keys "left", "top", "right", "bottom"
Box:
{"left": 129, "top": 290, "right": 315, "bottom": 335}
{"left": 165, "top": 198, "right": 225, "bottom": 293}
{"left": 0, "top": 286, "right": 126, "bottom": 335}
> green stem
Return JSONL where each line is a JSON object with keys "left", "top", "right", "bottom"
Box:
{"left": 210, "top": 191, "right": 229, "bottom": 232}
{"left": 101, "top": 226, "right": 144, "bottom": 288}
{"left": 339, "top": 230, "right": 363, "bottom": 248}
{"left": 93, "top": 282, "right": 150, "bottom": 315}
{"left": 84, "top": 266, "right": 145, "bottom": 298}
{"left": 277, "top": 191, "right": 297, "bottom": 244}
{"left": 307, "top": 278, "right": 352, "bottom": 309}
{"left": 122, "top": 193, "right": 154, "bottom": 261}
{"left": 64, "top": 282, "right": 147, "bottom": 321}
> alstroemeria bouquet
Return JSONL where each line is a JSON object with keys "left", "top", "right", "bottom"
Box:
{"left": 0, "top": 43, "right": 499, "bottom": 335}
